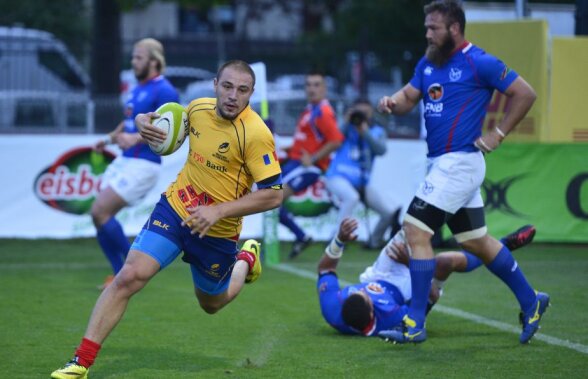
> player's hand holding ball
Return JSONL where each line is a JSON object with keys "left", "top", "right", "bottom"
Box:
{"left": 136, "top": 102, "right": 188, "bottom": 156}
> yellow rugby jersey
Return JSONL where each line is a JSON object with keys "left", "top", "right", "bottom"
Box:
{"left": 165, "top": 98, "right": 282, "bottom": 239}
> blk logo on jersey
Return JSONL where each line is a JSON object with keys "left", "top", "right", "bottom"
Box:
{"left": 190, "top": 127, "right": 200, "bottom": 138}
{"left": 483, "top": 175, "right": 526, "bottom": 217}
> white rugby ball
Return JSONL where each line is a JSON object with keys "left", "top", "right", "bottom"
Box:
{"left": 148, "top": 102, "right": 188, "bottom": 156}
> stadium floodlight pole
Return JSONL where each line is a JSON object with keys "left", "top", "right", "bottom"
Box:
{"left": 250, "top": 62, "right": 280, "bottom": 266}
{"left": 515, "top": 0, "right": 527, "bottom": 19}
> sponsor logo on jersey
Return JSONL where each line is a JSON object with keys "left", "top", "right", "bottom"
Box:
{"left": 427, "top": 83, "right": 443, "bottom": 102}
{"left": 365, "top": 282, "right": 384, "bottom": 294}
{"left": 190, "top": 127, "right": 201, "bottom": 138}
{"left": 206, "top": 160, "right": 228, "bottom": 173}
{"left": 424, "top": 66, "right": 433, "bottom": 76}
{"left": 218, "top": 142, "right": 230, "bottom": 153}
{"left": 449, "top": 67, "right": 462, "bottom": 82}
{"left": 33, "top": 147, "right": 115, "bottom": 215}
{"left": 212, "top": 152, "right": 229, "bottom": 163}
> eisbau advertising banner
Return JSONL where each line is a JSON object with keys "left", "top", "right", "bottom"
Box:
{"left": 0, "top": 136, "right": 421, "bottom": 241}
{"left": 0, "top": 136, "right": 585, "bottom": 242}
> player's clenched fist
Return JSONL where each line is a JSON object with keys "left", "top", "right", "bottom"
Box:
{"left": 377, "top": 96, "right": 397, "bottom": 114}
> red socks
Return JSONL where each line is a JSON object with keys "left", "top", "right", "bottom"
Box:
{"left": 236, "top": 250, "right": 255, "bottom": 272}
{"left": 74, "top": 338, "right": 101, "bottom": 368}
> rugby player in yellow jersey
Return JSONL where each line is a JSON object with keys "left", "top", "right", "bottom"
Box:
{"left": 51, "top": 60, "right": 283, "bottom": 379}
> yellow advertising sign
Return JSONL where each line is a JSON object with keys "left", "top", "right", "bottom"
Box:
{"left": 466, "top": 20, "right": 548, "bottom": 142}
{"left": 549, "top": 37, "right": 588, "bottom": 142}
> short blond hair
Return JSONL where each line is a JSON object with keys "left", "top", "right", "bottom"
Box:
{"left": 135, "top": 38, "right": 166, "bottom": 72}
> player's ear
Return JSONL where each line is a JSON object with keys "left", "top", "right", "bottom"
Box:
{"left": 449, "top": 22, "right": 460, "bottom": 36}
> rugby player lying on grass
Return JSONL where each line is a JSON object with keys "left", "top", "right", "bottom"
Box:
{"left": 317, "top": 218, "right": 535, "bottom": 337}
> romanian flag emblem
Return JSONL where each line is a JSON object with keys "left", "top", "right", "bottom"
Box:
{"left": 263, "top": 151, "right": 278, "bottom": 165}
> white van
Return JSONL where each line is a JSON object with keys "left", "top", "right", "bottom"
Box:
{"left": 0, "top": 27, "right": 92, "bottom": 132}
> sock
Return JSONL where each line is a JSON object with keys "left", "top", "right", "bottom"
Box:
{"left": 96, "top": 217, "right": 130, "bottom": 274}
{"left": 462, "top": 251, "right": 483, "bottom": 272}
{"left": 278, "top": 206, "right": 306, "bottom": 241}
{"left": 74, "top": 338, "right": 101, "bottom": 368}
{"left": 236, "top": 250, "right": 256, "bottom": 272}
{"left": 486, "top": 245, "right": 536, "bottom": 311}
{"left": 407, "top": 258, "right": 436, "bottom": 328}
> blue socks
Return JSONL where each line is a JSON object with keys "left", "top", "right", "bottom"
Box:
{"left": 279, "top": 206, "right": 306, "bottom": 241}
{"left": 461, "top": 235, "right": 519, "bottom": 272}
{"left": 408, "top": 258, "right": 436, "bottom": 328}
{"left": 96, "top": 217, "right": 130, "bottom": 274}
{"left": 486, "top": 246, "right": 536, "bottom": 311}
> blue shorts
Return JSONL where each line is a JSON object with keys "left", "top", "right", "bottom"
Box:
{"left": 281, "top": 159, "right": 322, "bottom": 192}
{"left": 131, "top": 195, "right": 238, "bottom": 295}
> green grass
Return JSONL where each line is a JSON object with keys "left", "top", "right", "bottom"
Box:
{"left": 0, "top": 238, "right": 587, "bottom": 378}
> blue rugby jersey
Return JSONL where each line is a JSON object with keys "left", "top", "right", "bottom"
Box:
{"left": 122, "top": 75, "right": 179, "bottom": 163}
{"left": 410, "top": 42, "right": 518, "bottom": 157}
{"left": 318, "top": 273, "right": 408, "bottom": 336}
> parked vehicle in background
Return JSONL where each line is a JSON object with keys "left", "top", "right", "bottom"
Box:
{"left": 0, "top": 27, "right": 92, "bottom": 133}
{"left": 120, "top": 66, "right": 215, "bottom": 106}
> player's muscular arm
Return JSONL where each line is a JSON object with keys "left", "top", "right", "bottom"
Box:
{"left": 497, "top": 77, "right": 536, "bottom": 135}
{"left": 475, "top": 77, "right": 536, "bottom": 153}
{"left": 378, "top": 84, "right": 421, "bottom": 116}
{"left": 317, "top": 218, "right": 358, "bottom": 273}
{"left": 182, "top": 187, "right": 283, "bottom": 237}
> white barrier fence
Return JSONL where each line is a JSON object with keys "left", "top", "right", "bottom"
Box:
{"left": 0, "top": 135, "right": 426, "bottom": 241}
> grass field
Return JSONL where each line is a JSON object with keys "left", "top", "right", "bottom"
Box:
{"left": 1, "top": 237, "right": 587, "bottom": 378}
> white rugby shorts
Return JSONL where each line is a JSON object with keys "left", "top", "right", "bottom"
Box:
{"left": 359, "top": 247, "right": 412, "bottom": 302}
{"left": 100, "top": 156, "right": 160, "bottom": 205}
{"left": 414, "top": 151, "right": 485, "bottom": 214}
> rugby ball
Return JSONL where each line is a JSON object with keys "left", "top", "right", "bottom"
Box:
{"left": 148, "top": 102, "right": 188, "bottom": 156}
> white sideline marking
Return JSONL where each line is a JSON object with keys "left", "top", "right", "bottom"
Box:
{"left": 274, "top": 263, "right": 588, "bottom": 355}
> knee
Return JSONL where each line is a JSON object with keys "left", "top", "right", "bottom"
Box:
{"left": 404, "top": 223, "right": 431, "bottom": 245}
{"left": 90, "top": 202, "right": 109, "bottom": 228}
{"left": 199, "top": 302, "right": 222, "bottom": 315}
{"left": 111, "top": 266, "right": 145, "bottom": 297}
{"left": 196, "top": 297, "right": 224, "bottom": 314}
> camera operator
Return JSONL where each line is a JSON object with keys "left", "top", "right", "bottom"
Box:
{"left": 325, "top": 99, "right": 401, "bottom": 249}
